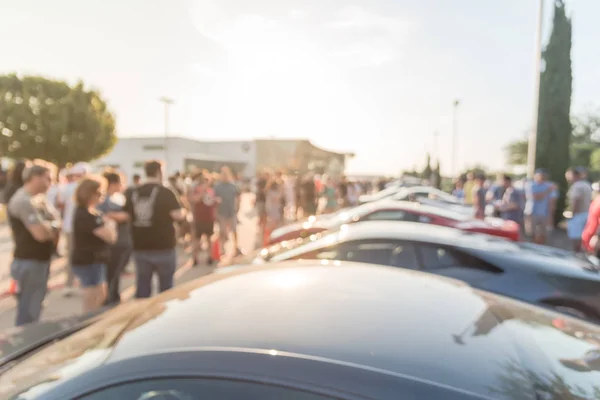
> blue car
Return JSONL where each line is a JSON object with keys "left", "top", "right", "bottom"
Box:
{"left": 249, "top": 221, "right": 600, "bottom": 321}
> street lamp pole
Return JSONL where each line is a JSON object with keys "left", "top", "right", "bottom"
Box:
{"left": 452, "top": 99, "right": 460, "bottom": 177}
{"left": 159, "top": 96, "right": 174, "bottom": 174}
{"left": 527, "top": 0, "right": 544, "bottom": 179}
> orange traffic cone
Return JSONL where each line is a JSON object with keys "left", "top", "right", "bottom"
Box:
{"left": 211, "top": 237, "right": 221, "bottom": 262}
{"left": 263, "top": 226, "right": 272, "bottom": 247}
{"left": 8, "top": 279, "right": 18, "bottom": 296}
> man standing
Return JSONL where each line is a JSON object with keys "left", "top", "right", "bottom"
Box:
{"left": 188, "top": 173, "right": 216, "bottom": 266}
{"left": 472, "top": 174, "right": 487, "bottom": 219}
{"left": 98, "top": 171, "right": 131, "bottom": 305}
{"left": 125, "top": 160, "right": 185, "bottom": 298}
{"left": 463, "top": 172, "right": 476, "bottom": 205}
{"left": 566, "top": 167, "right": 592, "bottom": 252}
{"left": 496, "top": 175, "right": 523, "bottom": 226}
{"left": 214, "top": 166, "right": 240, "bottom": 258}
{"left": 524, "top": 169, "right": 555, "bottom": 245}
{"left": 8, "top": 163, "right": 60, "bottom": 326}
{"left": 59, "top": 162, "right": 90, "bottom": 296}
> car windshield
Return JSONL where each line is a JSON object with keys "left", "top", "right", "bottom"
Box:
{"left": 424, "top": 205, "right": 473, "bottom": 222}
{"left": 321, "top": 204, "right": 375, "bottom": 229}
{"left": 268, "top": 232, "right": 341, "bottom": 262}
{"left": 366, "top": 186, "right": 406, "bottom": 201}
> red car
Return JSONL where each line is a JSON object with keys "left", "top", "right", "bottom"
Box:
{"left": 269, "top": 200, "right": 520, "bottom": 244}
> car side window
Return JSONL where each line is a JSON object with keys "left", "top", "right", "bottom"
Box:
{"left": 290, "top": 246, "right": 339, "bottom": 261}
{"left": 79, "top": 378, "right": 338, "bottom": 400}
{"left": 419, "top": 246, "right": 461, "bottom": 269}
{"left": 418, "top": 245, "right": 502, "bottom": 273}
{"left": 363, "top": 210, "right": 419, "bottom": 222}
{"left": 340, "top": 241, "right": 419, "bottom": 269}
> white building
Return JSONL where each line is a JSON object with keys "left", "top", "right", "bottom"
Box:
{"left": 93, "top": 136, "right": 257, "bottom": 180}
{"left": 93, "top": 136, "right": 351, "bottom": 181}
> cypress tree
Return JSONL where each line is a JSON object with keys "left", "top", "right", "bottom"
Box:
{"left": 535, "top": 0, "right": 572, "bottom": 223}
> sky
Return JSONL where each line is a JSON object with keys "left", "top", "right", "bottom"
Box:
{"left": 2, "top": 0, "right": 599, "bottom": 175}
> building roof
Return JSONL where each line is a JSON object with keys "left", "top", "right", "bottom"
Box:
{"left": 184, "top": 152, "right": 248, "bottom": 163}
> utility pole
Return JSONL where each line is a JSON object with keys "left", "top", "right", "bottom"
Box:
{"left": 452, "top": 99, "right": 460, "bottom": 177}
{"left": 159, "top": 96, "right": 174, "bottom": 175}
{"left": 527, "top": 0, "right": 544, "bottom": 179}
{"left": 432, "top": 130, "right": 439, "bottom": 162}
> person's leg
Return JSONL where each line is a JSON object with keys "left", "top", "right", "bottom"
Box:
{"left": 217, "top": 216, "right": 228, "bottom": 256}
{"left": 155, "top": 249, "right": 177, "bottom": 293}
{"left": 133, "top": 251, "right": 153, "bottom": 298}
{"left": 104, "top": 248, "right": 119, "bottom": 304}
{"left": 230, "top": 217, "right": 241, "bottom": 254}
{"left": 11, "top": 259, "right": 50, "bottom": 326}
{"left": 533, "top": 217, "right": 547, "bottom": 245}
{"left": 64, "top": 233, "right": 76, "bottom": 294}
{"left": 72, "top": 264, "right": 104, "bottom": 313}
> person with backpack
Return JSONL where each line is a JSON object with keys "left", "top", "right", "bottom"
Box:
{"left": 124, "top": 160, "right": 186, "bottom": 298}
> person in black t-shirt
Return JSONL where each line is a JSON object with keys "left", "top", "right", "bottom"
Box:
{"left": 124, "top": 160, "right": 186, "bottom": 298}
{"left": 71, "top": 177, "right": 117, "bottom": 313}
{"left": 7, "top": 163, "right": 59, "bottom": 326}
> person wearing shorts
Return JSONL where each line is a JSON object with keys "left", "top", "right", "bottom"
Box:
{"left": 189, "top": 174, "right": 216, "bottom": 265}
{"left": 566, "top": 168, "right": 592, "bottom": 252}
{"left": 71, "top": 177, "right": 118, "bottom": 313}
{"left": 524, "top": 169, "right": 555, "bottom": 245}
{"left": 214, "top": 167, "right": 240, "bottom": 257}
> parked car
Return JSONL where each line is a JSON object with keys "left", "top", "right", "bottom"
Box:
{"left": 254, "top": 221, "right": 600, "bottom": 321}
{"left": 2, "top": 261, "right": 600, "bottom": 399}
{"left": 360, "top": 185, "right": 462, "bottom": 205}
{"left": 268, "top": 200, "right": 520, "bottom": 244}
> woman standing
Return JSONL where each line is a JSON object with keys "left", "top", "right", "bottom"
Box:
{"left": 320, "top": 176, "right": 338, "bottom": 214}
{"left": 71, "top": 177, "right": 117, "bottom": 313}
{"left": 265, "top": 178, "right": 283, "bottom": 234}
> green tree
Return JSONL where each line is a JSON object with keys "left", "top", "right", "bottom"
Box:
{"left": 504, "top": 139, "right": 529, "bottom": 166}
{"left": 432, "top": 160, "right": 441, "bottom": 189}
{"left": 534, "top": 0, "right": 572, "bottom": 222}
{"left": 421, "top": 153, "right": 432, "bottom": 181}
{"left": 0, "top": 74, "right": 116, "bottom": 167}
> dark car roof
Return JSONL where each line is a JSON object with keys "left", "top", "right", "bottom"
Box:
{"left": 3, "top": 262, "right": 600, "bottom": 399}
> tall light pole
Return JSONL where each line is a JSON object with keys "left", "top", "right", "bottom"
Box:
{"left": 527, "top": 0, "right": 544, "bottom": 179}
{"left": 433, "top": 130, "right": 439, "bottom": 161}
{"left": 452, "top": 99, "right": 460, "bottom": 177}
{"left": 159, "top": 96, "right": 174, "bottom": 174}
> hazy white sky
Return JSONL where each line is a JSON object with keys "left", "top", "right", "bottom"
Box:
{"left": 2, "top": 0, "right": 599, "bottom": 175}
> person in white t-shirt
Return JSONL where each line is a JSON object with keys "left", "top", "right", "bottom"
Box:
{"left": 60, "top": 162, "right": 91, "bottom": 296}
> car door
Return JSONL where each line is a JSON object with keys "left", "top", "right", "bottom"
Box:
{"left": 416, "top": 244, "right": 503, "bottom": 285}
{"left": 336, "top": 240, "right": 420, "bottom": 270}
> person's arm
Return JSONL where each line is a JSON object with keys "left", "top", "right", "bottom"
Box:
{"left": 582, "top": 202, "right": 600, "bottom": 251}
{"left": 165, "top": 188, "right": 186, "bottom": 221}
{"left": 93, "top": 216, "right": 117, "bottom": 244}
{"left": 10, "top": 199, "right": 57, "bottom": 242}
{"left": 503, "top": 191, "right": 519, "bottom": 211}
{"left": 105, "top": 211, "right": 129, "bottom": 223}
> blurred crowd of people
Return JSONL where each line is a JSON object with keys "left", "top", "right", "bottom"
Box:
{"left": 452, "top": 167, "right": 598, "bottom": 253}
{"left": 252, "top": 171, "right": 373, "bottom": 240}
{"left": 1, "top": 158, "right": 248, "bottom": 327}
